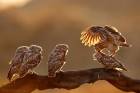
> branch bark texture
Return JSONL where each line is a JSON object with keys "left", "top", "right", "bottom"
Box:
{"left": 0, "top": 68, "right": 140, "bottom": 93}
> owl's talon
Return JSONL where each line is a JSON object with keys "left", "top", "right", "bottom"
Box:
{"left": 59, "top": 70, "right": 64, "bottom": 73}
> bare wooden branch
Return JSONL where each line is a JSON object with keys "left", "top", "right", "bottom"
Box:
{"left": 0, "top": 68, "right": 140, "bottom": 93}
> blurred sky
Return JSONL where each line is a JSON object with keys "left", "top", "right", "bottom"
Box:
{"left": 0, "top": 0, "right": 139, "bottom": 93}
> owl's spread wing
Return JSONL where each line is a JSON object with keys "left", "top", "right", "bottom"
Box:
{"left": 80, "top": 27, "right": 107, "bottom": 47}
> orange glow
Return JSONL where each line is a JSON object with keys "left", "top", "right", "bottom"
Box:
{"left": 0, "top": 0, "right": 31, "bottom": 9}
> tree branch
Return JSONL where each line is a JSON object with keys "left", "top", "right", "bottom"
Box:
{"left": 0, "top": 68, "right": 140, "bottom": 93}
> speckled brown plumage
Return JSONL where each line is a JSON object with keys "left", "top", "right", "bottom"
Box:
{"left": 48, "top": 44, "right": 69, "bottom": 77}
{"left": 7, "top": 45, "right": 43, "bottom": 81}
{"left": 7, "top": 46, "right": 29, "bottom": 81}
{"left": 19, "top": 45, "right": 43, "bottom": 78}
{"left": 94, "top": 52, "right": 127, "bottom": 71}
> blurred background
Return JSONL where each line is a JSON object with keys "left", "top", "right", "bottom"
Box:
{"left": 0, "top": 0, "right": 139, "bottom": 93}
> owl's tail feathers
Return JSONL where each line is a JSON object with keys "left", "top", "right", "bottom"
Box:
{"left": 116, "top": 64, "right": 127, "bottom": 71}
{"left": 120, "top": 43, "right": 132, "bottom": 47}
{"left": 115, "top": 66, "right": 127, "bottom": 71}
{"left": 7, "top": 70, "right": 13, "bottom": 81}
{"left": 121, "top": 66, "right": 127, "bottom": 71}
{"left": 7, "top": 68, "right": 20, "bottom": 81}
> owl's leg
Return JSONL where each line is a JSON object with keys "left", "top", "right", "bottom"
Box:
{"left": 110, "top": 50, "right": 116, "bottom": 57}
{"left": 57, "top": 67, "right": 64, "bottom": 73}
{"left": 92, "top": 53, "right": 97, "bottom": 60}
{"left": 109, "top": 45, "right": 119, "bottom": 57}
{"left": 58, "top": 62, "right": 66, "bottom": 72}
{"left": 28, "top": 69, "right": 36, "bottom": 74}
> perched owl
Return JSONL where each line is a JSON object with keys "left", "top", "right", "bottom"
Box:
{"left": 80, "top": 25, "right": 131, "bottom": 56}
{"left": 7, "top": 46, "right": 29, "bottom": 81}
{"left": 19, "top": 45, "right": 43, "bottom": 78}
{"left": 94, "top": 52, "right": 127, "bottom": 71}
{"left": 48, "top": 44, "right": 69, "bottom": 77}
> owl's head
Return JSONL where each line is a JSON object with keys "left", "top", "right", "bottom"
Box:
{"left": 29, "top": 45, "right": 43, "bottom": 53}
{"left": 16, "top": 46, "right": 29, "bottom": 53}
{"left": 104, "top": 25, "right": 126, "bottom": 42}
{"left": 55, "top": 44, "right": 69, "bottom": 54}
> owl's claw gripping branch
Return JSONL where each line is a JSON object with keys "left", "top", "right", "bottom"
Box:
{"left": 0, "top": 68, "right": 140, "bottom": 93}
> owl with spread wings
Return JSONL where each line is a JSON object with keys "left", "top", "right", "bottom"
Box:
{"left": 94, "top": 52, "right": 127, "bottom": 71}
{"left": 80, "top": 25, "right": 131, "bottom": 56}
{"left": 7, "top": 45, "right": 43, "bottom": 81}
{"left": 48, "top": 44, "right": 69, "bottom": 77}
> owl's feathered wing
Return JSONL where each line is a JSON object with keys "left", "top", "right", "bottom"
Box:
{"left": 19, "top": 52, "right": 42, "bottom": 78}
{"left": 94, "top": 52, "right": 127, "bottom": 71}
{"left": 80, "top": 26, "right": 109, "bottom": 47}
{"left": 7, "top": 51, "right": 26, "bottom": 81}
{"left": 48, "top": 45, "right": 68, "bottom": 77}
{"left": 48, "top": 57, "right": 66, "bottom": 77}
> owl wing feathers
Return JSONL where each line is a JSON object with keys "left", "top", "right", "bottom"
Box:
{"left": 80, "top": 27, "right": 108, "bottom": 47}
{"left": 25, "top": 53, "right": 42, "bottom": 68}
{"left": 19, "top": 53, "right": 42, "bottom": 77}
{"left": 94, "top": 52, "right": 127, "bottom": 71}
{"left": 48, "top": 60, "right": 65, "bottom": 77}
{"left": 7, "top": 51, "right": 26, "bottom": 81}
{"left": 48, "top": 52, "right": 66, "bottom": 77}
{"left": 110, "top": 57, "right": 127, "bottom": 71}
{"left": 7, "top": 45, "right": 43, "bottom": 81}
{"left": 48, "top": 44, "right": 68, "bottom": 77}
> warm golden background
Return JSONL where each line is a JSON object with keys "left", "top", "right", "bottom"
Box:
{"left": 0, "top": 0, "right": 139, "bottom": 93}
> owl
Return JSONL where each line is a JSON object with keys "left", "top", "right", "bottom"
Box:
{"left": 19, "top": 45, "right": 43, "bottom": 78}
{"left": 7, "top": 46, "right": 29, "bottom": 81}
{"left": 94, "top": 52, "right": 127, "bottom": 71}
{"left": 80, "top": 25, "right": 131, "bottom": 56}
{"left": 48, "top": 44, "right": 69, "bottom": 77}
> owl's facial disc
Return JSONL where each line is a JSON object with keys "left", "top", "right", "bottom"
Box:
{"left": 16, "top": 46, "right": 29, "bottom": 53}
{"left": 29, "top": 45, "right": 43, "bottom": 53}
